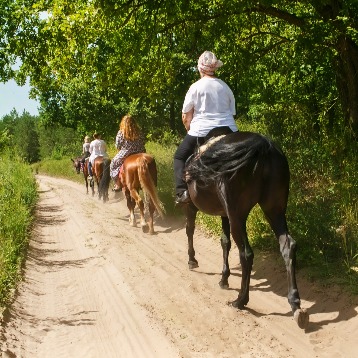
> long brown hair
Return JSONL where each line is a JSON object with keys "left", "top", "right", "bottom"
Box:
{"left": 119, "top": 114, "right": 142, "bottom": 141}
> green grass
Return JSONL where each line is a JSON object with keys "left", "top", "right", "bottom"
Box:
{"left": 146, "top": 141, "right": 178, "bottom": 215}
{"left": 0, "top": 153, "right": 38, "bottom": 310}
{"left": 34, "top": 157, "right": 87, "bottom": 185}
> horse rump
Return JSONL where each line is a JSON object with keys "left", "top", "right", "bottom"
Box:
{"left": 186, "top": 131, "right": 274, "bottom": 185}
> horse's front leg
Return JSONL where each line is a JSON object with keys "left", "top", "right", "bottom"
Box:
{"left": 184, "top": 203, "right": 199, "bottom": 269}
{"left": 219, "top": 216, "right": 231, "bottom": 289}
{"left": 230, "top": 220, "right": 253, "bottom": 309}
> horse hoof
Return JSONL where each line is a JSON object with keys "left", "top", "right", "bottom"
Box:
{"left": 188, "top": 261, "right": 199, "bottom": 270}
{"left": 230, "top": 297, "right": 248, "bottom": 309}
{"left": 141, "top": 224, "right": 149, "bottom": 233}
{"left": 219, "top": 280, "right": 229, "bottom": 289}
{"left": 294, "top": 309, "right": 309, "bottom": 329}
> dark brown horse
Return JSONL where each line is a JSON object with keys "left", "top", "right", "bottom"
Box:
{"left": 119, "top": 153, "right": 164, "bottom": 234}
{"left": 71, "top": 156, "right": 94, "bottom": 195}
{"left": 92, "top": 156, "right": 111, "bottom": 203}
{"left": 183, "top": 130, "right": 309, "bottom": 329}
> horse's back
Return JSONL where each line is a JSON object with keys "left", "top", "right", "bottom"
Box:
{"left": 125, "top": 152, "right": 154, "bottom": 163}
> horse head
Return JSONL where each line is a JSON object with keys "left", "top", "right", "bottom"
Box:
{"left": 71, "top": 157, "right": 82, "bottom": 174}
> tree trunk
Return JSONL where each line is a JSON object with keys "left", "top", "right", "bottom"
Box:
{"left": 335, "top": 36, "right": 358, "bottom": 138}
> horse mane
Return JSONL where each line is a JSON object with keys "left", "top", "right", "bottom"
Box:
{"left": 186, "top": 132, "right": 275, "bottom": 184}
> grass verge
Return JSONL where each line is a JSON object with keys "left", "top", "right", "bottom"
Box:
{"left": 0, "top": 153, "right": 38, "bottom": 312}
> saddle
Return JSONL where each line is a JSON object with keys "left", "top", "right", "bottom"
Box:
{"left": 119, "top": 163, "right": 125, "bottom": 176}
{"left": 186, "top": 126, "right": 234, "bottom": 165}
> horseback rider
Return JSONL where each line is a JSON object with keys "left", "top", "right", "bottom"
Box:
{"left": 110, "top": 114, "right": 146, "bottom": 191}
{"left": 81, "top": 135, "right": 91, "bottom": 168}
{"left": 88, "top": 133, "right": 108, "bottom": 179}
{"left": 174, "top": 51, "right": 238, "bottom": 205}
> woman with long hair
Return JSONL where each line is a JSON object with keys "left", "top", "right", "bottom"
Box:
{"left": 110, "top": 114, "right": 146, "bottom": 190}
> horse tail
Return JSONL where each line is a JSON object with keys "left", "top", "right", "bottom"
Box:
{"left": 137, "top": 156, "right": 165, "bottom": 217}
{"left": 99, "top": 158, "right": 111, "bottom": 201}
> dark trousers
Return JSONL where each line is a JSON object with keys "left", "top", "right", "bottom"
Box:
{"left": 81, "top": 151, "right": 90, "bottom": 164}
{"left": 88, "top": 161, "right": 93, "bottom": 176}
{"left": 173, "top": 134, "right": 205, "bottom": 195}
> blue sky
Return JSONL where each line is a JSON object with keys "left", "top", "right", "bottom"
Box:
{"left": 0, "top": 80, "right": 39, "bottom": 119}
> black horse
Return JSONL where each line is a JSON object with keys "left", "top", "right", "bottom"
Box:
{"left": 183, "top": 130, "right": 309, "bottom": 329}
{"left": 71, "top": 156, "right": 93, "bottom": 196}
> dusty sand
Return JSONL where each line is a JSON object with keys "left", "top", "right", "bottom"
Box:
{"left": 1, "top": 175, "right": 357, "bottom": 358}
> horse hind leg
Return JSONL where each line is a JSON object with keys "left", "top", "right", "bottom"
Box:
{"left": 185, "top": 203, "right": 199, "bottom": 269}
{"left": 89, "top": 176, "right": 95, "bottom": 196}
{"left": 219, "top": 216, "right": 231, "bottom": 289}
{"left": 147, "top": 197, "right": 155, "bottom": 235}
{"left": 281, "top": 233, "right": 309, "bottom": 329}
{"left": 85, "top": 178, "right": 89, "bottom": 194}
{"left": 264, "top": 208, "right": 309, "bottom": 329}
{"left": 130, "top": 188, "right": 148, "bottom": 233}
{"left": 125, "top": 190, "right": 137, "bottom": 227}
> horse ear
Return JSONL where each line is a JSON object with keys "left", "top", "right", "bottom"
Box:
{"left": 71, "top": 158, "right": 74, "bottom": 162}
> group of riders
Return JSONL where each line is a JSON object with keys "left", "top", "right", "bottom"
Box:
{"left": 80, "top": 114, "right": 144, "bottom": 192}
{"left": 80, "top": 50, "right": 238, "bottom": 205}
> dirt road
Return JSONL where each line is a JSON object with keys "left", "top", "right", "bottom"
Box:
{"left": 1, "top": 175, "right": 357, "bottom": 358}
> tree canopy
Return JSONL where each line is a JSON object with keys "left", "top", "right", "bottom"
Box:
{"left": 1, "top": 1, "right": 358, "bottom": 138}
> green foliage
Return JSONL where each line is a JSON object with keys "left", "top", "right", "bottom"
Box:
{"left": 0, "top": 152, "right": 38, "bottom": 308}
{"left": 36, "top": 121, "right": 83, "bottom": 160}
{"left": 0, "top": 110, "right": 40, "bottom": 163}
{"left": 145, "top": 141, "right": 177, "bottom": 215}
{"left": 1, "top": 0, "right": 358, "bottom": 138}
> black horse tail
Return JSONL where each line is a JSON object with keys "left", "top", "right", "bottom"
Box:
{"left": 99, "top": 158, "right": 111, "bottom": 202}
{"left": 186, "top": 132, "right": 275, "bottom": 183}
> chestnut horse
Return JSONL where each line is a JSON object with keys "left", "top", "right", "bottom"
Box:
{"left": 71, "top": 156, "right": 93, "bottom": 195}
{"left": 119, "top": 153, "right": 164, "bottom": 234}
{"left": 183, "top": 129, "right": 309, "bottom": 329}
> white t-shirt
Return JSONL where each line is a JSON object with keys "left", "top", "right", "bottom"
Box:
{"left": 182, "top": 77, "right": 237, "bottom": 137}
{"left": 83, "top": 142, "right": 90, "bottom": 153}
{"left": 89, "top": 139, "right": 108, "bottom": 164}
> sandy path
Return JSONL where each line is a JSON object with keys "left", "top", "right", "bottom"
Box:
{"left": 1, "top": 175, "right": 357, "bottom": 358}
